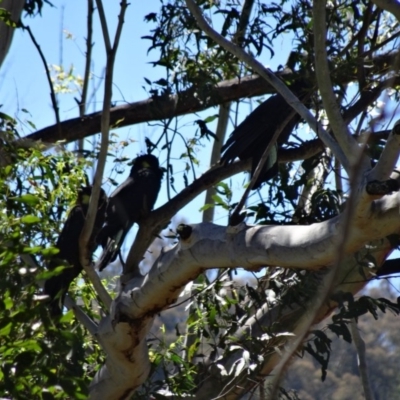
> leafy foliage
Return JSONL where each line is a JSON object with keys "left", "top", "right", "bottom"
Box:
{"left": 0, "top": 116, "right": 103, "bottom": 399}
{"left": 1, "top": 0, "right": 400, "bottom": 397}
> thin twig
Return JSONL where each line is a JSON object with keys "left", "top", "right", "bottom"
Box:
{"left": 294, "top": 149, "right": 331, "bottom": 223}
{"left": 23, "top": 24, "right": 61, "bottom": 136}
{"left": 186, "top": 0, "right": 256, "bottom": 363}
{"left": 334, "top": 157, "right": 343, "bottom": 193}
{"left": 203, "top": 0, "right": 255, "bottom": 223}
{"left": 78, "top": 0, "right": 94, "bottom": 152}
{"left": 202, "top": 103, "right": 230, "bottom": 223}
{"left": 80, "top": 0, "right": 94, "bottom": 117}
{"left": 79, "top": 0, "right": 129, "bottom": 311}
{"left": 350, "top": 319, "right": 375, "bottom": 400}
{"left": 64, "top": 295, "right": 98, "bottom": 335}
{"left": 95, "top": 0, "right": 111, "bottom": 52}
{"left": 368, "top": 116, "right": 400, "bottom": 181}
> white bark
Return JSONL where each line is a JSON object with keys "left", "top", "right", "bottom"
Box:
{"left": 89, "top": 188, "right": 400, "bottom": 398}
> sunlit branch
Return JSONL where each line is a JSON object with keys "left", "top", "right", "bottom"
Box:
{"left": 125, "top": 159, "right": 250, "bottom": 278}
{"left": 313, "top": 0, "right": 366, "bottom": 171}
{"left": 64, "top": 295, "right": 98, "bottom": 335}
{"left": 80, "top": 0, "right": 129, "bottom": 312}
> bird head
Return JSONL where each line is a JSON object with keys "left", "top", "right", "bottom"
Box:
{"left": 131, "top": 154, "right": 160, "bottom": 172}
{"left": 77, "top": 186, "right": 93, "bottom": 205}
{"left": 77, "top": 186, "right": 107, "bottom": 207}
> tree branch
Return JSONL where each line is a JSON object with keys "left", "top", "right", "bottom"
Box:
{"left": 78, "top": 0, "right": 95, "bottom": 152}
{"left": 371, "top": 0, "right": 400, "bottom": 21}
{"left": 22, "top": 24, "right": 61, "bottom": 135}
{"left": 64, "top": 295, "right": 98, "bottom": 335}
{"left": 80, "top": 0, "right": 129, "bottom": 311}
{"left": 94, "top": 213, "right": 396, "bottom": 398}
{"left": 22, "top": 52, "right": 400, "bottom": 146}
{"left": 368, "top": 120, "right": 400, "bottom": 180}
{"left": 25, "top": 72, "right": 292, "bottom": 144}
{"left": 0, "top": 0, "right": 25, "bottom": 68}
{"left": 95, "top": 0, "right": 111, "bottom": 52}
{"left": 313, "top": 0, "right": 366, "bottom": 172}
{"left": 128, "top": 194, "right": 400, "bottom": 317}
{"left": 202, "top": 103, "right": 230, "bottom": 223}
{"left": 124, "top": 160, "right": 250, "bottom": 278}
{"left": 350, "top": 319, "right": 375, "bottom": 400}
{"left": 79, "top": 0, "right": 94, "bottom": 118}
{"left": 185, "top": 0, "right": 350, "bottom": 172}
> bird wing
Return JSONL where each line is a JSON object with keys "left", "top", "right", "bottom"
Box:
{"left": 97, "top": 163, "right": 163, "bottom": 271}
{"left": 44, "top": 204, "right": 86, "bottom": 316}
{"left": 44, "top": 187, "right": 107, "bottom": 316}
{"left": 220, "top": 80, "right": 310, "bottom": 188}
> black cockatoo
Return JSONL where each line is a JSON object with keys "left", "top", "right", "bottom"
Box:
{"left": 44, "top": 186, "right": 107, "bottom": 317}
{"left": 96, "top": 154, "right": 164, "bottom": 271}
{"left": 220, "top": 80, "right": 310, "bottom": 189}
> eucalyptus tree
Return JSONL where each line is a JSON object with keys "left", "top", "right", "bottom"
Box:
{"left": 1, "top": 1, "right": 400, "bottom": 399}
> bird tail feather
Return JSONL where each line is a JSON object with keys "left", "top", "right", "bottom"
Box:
{"left": 97, "top": 229, "right": 126, "bottom": 271}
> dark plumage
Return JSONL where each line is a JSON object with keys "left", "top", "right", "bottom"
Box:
{"left": 220, "top": 80, "right": 310, "bottom": 189}
{"left": 96, "top": 154, "right": 164, "bottom": 271}
{"left": 44, "top": 186, "right": 107, "bottom": 317}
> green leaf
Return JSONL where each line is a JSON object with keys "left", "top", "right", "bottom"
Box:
{"left": 59, "top": 310, "right": 74, "bottom": 323}
{"left": 22, "top": 340, "right": 42, "bottom": 353}
{"left": 12, "top": 194, "right": 41, "bottom": 205}
{"left": 21, "top": 215, "right": 41, "bottom": 224}
{"left": 0, "top": 322, "right": 12, "bottom": 336}
{"left": 199, "top": 203, "right": 214, "bottom": 212}
{"left": 3, "top": 296, "right": 13, "bottom": 310}
{"left": 0, "top": 111, "right": 16, "bottom": 122}
{"left": 4, "top": 164, "right": 12, "bottom": 176}
{"left": 22, "top": 246, "right": 42, "bottom": 254}
{"left": 203, "top": 114, "right": 218, "bottom": 123}
{"left": 27, "top": 120, "right": 37, "bottom": 129}
{"left": 41, "top": 246, "right": 60, "bottom": 257}
{"left": 36, "top": 265, "right": 68, "bottom": 280}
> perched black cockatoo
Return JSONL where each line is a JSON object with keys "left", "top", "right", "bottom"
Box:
{"left": 220, "top": 80, "right": 310, "bottom": 189}
{"left": 44, "top": 186, "right": 107, "bottom": 317}
{"left": 96, "top": 154, "right": 164, "bottom": 271}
